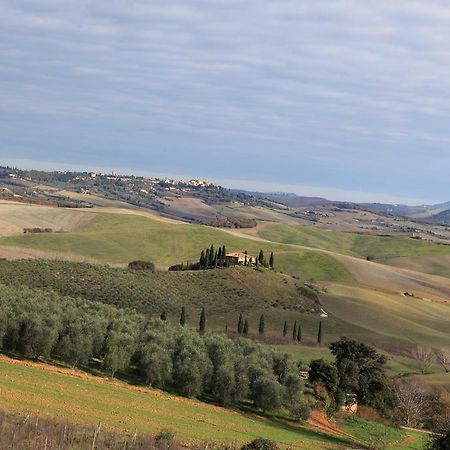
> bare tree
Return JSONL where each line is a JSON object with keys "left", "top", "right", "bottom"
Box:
{"left": 410, "top": 346, "right": 435, "bottom": 374}
{"left": 393, "top": 378, "right": 431, "bottom": 427}
{"left": 433, "top": 348, "right": 450, "bottom": 373}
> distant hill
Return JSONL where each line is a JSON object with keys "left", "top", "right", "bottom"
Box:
{"left": 427, "top": 209, "right": 450, "bottom": 225}
{"left": 235, "top": 190, "right": 332, "bottom": 207}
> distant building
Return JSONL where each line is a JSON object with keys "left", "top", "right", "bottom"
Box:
{"left": 342, "top": 393, "right": 358, "bottom": 414}
{"left": 225, "top": 252, "right": 256, "bottom": 265}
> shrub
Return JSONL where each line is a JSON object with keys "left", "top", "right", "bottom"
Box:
{"left": 241, "top": 438, "right": 278, "bottom": 450}
{"left": 128, "top": 260, "right": 155, "bottom": 272}
{"left": 155, "top": 428, "right": 176, "bottom": 443}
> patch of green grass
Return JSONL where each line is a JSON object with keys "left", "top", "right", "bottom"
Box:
{"left": 321, "top": 285, "right": 450, "bottom": 350}
{"left": 341, "top": 416, "right": 427, "bottom": 450}
{"left": 0, "top": 359, "right": 357, "bottom": 449}
{"left": 0, "top": 213, "right": 352, "bottom": 282}
{"left": 258, "top": 224, "right": 450, "bottom": 260}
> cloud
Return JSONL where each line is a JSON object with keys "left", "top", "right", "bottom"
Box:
{"left": 1, "top": 0, "right": 450, "bottom": 202}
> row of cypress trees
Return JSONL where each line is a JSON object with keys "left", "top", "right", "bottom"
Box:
{"left": 165, "top": 308, "right": 324, "bottom": 344}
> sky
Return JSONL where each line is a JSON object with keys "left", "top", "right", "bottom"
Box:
{"left": 1, "top": 1, "right": 450, "bottom": 204}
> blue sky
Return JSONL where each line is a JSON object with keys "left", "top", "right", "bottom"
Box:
{"left": 1, "top": 1, "right": 450, "bottom": 204}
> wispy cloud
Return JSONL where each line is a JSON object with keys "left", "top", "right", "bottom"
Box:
{"left": 1, "top": 0, "right": 450, "bottom": 202}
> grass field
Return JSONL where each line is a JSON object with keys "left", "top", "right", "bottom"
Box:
{"left": 0, "top": 356, "right": 429, "bottom": 449}
{"left": 0, "top": 202, "right": 95, "bottom": 236}
{"left": 258, "top": 224, "right": 450, "bottom": 260}
{"left": 0, "top": 357, "right": 357, "bottom": 449}
{"left": 321, "top": 284, "right": 450, "bottom": 350}
{"left": 383, "top": 255, "right": 450, "bottom": 279}
{"left": 0, "top": 212, "right": 353, "bottom": 282}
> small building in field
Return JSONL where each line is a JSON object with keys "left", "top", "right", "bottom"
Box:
{"left": 225, "top": 252, "right": 256, "bottom": 265}
{"left": 341, "top": 393, "right": 358, "bottom": 414}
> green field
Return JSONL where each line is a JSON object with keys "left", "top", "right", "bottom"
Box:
{"left": 258, "top": 224, "right": 450, "bottom": 260}
{"left": 0, "top": 213, "right": 353, "bottom": 282}
{"left": 0, "top": 358, "right": 428, "bottom": 449}
{"left": 0, "top": 358, "right": 356, "bottom": 449}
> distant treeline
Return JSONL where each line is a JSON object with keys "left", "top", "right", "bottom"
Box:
{"left": 198, "top": 216, "right": 257, "bottom": 229}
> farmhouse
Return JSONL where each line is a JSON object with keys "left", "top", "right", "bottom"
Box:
{"left": 225, "top": 252, "right": 256, "bottom": 265}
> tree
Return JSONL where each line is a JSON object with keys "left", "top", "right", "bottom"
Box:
{"left": 434, "top": 349, "right": 450, "bottom": 373}
{"left": 317, "top": 321, "right": 323, "bottom": 344}
{"left": 269, "top": 252, "right": 274, "bottom": 269}
{"left": 138, "top": 329, "right": 173, "bottom": 387}
{"left": 411, "top": 346, "right": 435, "bottom": 374}
{"left": 308, "top": 359, "right": 339, "bottom": 395}
{"left": 200, "top": 250, "right": 205, "bottom": 269}
{"left": 209, "top": 245, "right": 215, "bottom": 266}
{"left": 180, "top": 307, "right": 186, "bottom": 327}
{"left": 222, "top": 245, "right": 226, "bottom": 265}
{"left": 258, "top": 250, "right": 265, "bottom": 265}
{"left": 243, "top": 319, "right": 249, "bottom": 335}
{"left": 199, "top": 308, "right": 206, "bottom": 333}
{"left": 330, "top": 337, "right": 391, "bottom": 412}
{"left": 427, "top": 430, "right": 450, "bottom": 450}
{"left": 172, "top": 331, "right": 212, "bottom": 397}
{"left": 250, "top": 375, "right": 283, "bottom": 411}
{"left": 258, "top": 315, "right": 265, "bottom": 335}
{"left": 292, "top": 321, "right": 297, "bottom": 341}
{"left": 393, "top": 378, "right": 431, "bottom": 427}
{"left": 237, "top": 313, "right": 244, "bottom": 334}
{"left": 296, "top": 324, "right": 302, "bottom": 343}
{"left": 283, "top": 321, "right": 288, "bottom": 337}
{"left": 104, "top": 315, "right": 138, "bottom": 378}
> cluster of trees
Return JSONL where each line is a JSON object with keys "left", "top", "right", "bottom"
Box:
{"left": 308, "top": 338, "right": 393, "bottom": 415}
{"left": 199, "top": 216, "right": 257, "bottom": 229}
{"left": 169, "top": 245, "right": 275, "bottom": 271}
{"left": 0, "top": 284, "right": 305, "bottom": 411}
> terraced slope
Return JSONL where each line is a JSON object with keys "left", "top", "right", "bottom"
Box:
{"left": 0, "top": 260, "right": 320, "bottom": 320}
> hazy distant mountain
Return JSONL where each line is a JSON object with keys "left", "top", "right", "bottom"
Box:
{"left": 426, "top": 209, "right": 450, "bottom": 225}
{"left": 238, "top": 191, "right": 332, "bottom": 207}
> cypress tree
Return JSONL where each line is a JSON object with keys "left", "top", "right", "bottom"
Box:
{"left": 237, "top": 313, "right": 243, "bottom": 334}
{"left": 297, "top": 324, "right": 301, "bottom": 342}
{"left": 199, "top": 307, "right": 206, "bottom": 333}
{"left": 258, "top": 250, "right": 264, "bottom": 265}
{"left": 292, "top": 320, "right": 297, "bottom": 341}
{"left": 243, "top": 319, "right": 249, "bottom": 335}
{"left": 209, "top": 245, "right": 215, "bottom": 266}
{"left": 283, "top": 321, "right": 288, "bottom": 337}
{"left": 269, "top": 252, "right": 274, "bottom": 268}
{"left": 217, "top": 247, "right": 222, "bottom": 263}
{"left": 160, "top": 311, "right": 167, "bottom": 321}
{"left": 222, "top": 245, "right": 226, "bottom": 264}
{"left": 258, "top": 314, "right": 265, "bottom": 335}
{"left": 200, "top": 250, "right": 205, "bottom": 268}
{"left": 317, "top": 321, "right": 323, "bottom": 344}
{"left": 180, "top": 306, "right": 186, "bottom": 327}
{"left": 205, "top": 248, "right": 210, "bottom": 268}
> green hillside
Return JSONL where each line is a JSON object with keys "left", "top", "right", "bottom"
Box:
{"left": 258, "top": 224, "right": 450, "bottom": 260}
{"left": 0, "top": 213, "right": 353, "bottom": 282}
{"left": 0, "top": 260, "right": 320, "bottom": 321}
{"left": 0, "top": 358, "right": 425, "bottom": 449}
